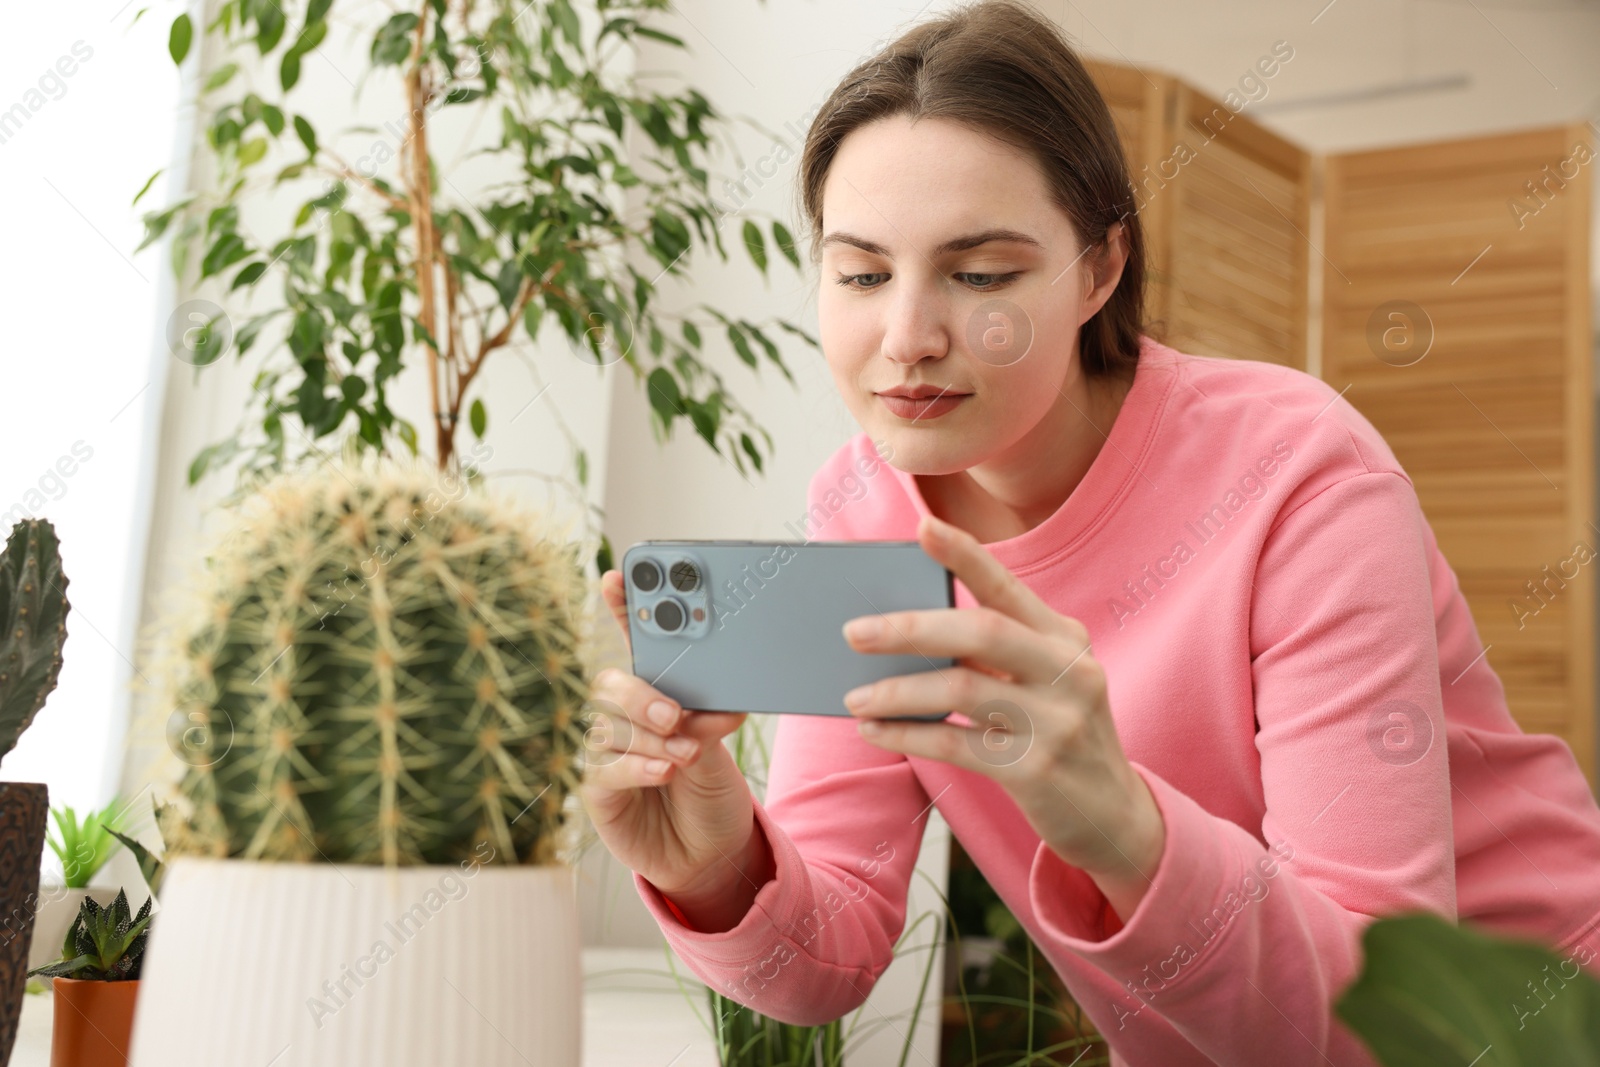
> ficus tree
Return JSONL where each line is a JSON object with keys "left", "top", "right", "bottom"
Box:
{"left": 135, "top": 0, "right": 812, "bottom": 568}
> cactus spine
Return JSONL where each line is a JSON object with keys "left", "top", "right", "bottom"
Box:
{"left": 160, "top": 459, "right": 591, "bottom": 868}
{"left": 0, "top": 520, "right": 70, "bottom": 764}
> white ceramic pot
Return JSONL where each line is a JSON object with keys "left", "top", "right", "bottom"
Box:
{"left": 26, "top": 886, "right": 126, "bottom": 971}
{"left": 127, "top": 856, "right": 582, "bottom": 1066}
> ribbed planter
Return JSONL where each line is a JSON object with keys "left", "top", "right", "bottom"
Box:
{"left": 127, "top": 856, "right": 582, "bottom": 1066}
{"left": 51, "top": 977, "right": 139, "bottom": 1067}
{"left": 0, "top": 782, "right": 50, "bottom": 1065}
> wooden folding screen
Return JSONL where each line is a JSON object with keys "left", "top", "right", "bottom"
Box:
{"left": 1086, "top": 60, "right": 1313, "bottom": 371}
{"left": 1322, "top": 125, "right": 1595, "bottom": 783}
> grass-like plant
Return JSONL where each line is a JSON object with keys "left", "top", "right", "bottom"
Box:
{"left": 25, "top": 889, "right": 152, "bottom": 983}
{"left": 45, "top": 799, "right": 127, "bottom": 890}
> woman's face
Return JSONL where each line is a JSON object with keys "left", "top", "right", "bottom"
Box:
{"left": 816, "top": 114, "right": 1125, "bottom": 477}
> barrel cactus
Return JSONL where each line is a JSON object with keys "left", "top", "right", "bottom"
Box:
{"left": 156, "top": 458, "right": 591, "bottom": 869}
{"left": 0, "top": 519, "right": 70, "bottom": 764}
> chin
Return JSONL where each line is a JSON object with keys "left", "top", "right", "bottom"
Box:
{"left": 870, "top": 430, "right": 977, "bottom": 477}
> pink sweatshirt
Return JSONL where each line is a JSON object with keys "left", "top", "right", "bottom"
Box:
{"left": 632, "top": 335, "right": 1600, "bottom": 1065}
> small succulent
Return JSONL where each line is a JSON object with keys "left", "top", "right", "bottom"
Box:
{"left": 46, "top": 798, "right": 127, "bottom": 889}
{"left": 26, "top": 888, "right": 151, "bottom": 982}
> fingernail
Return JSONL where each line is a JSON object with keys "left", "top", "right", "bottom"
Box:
{"left": 645, "top": 758, "right": 671, "bottom": 775}
{"left": 647, "top": 700, "right": 677, "bottom": 729}
{"left": 844, "top": 617, "right": 882, "bottom": 642}
{"left": 665, "top": 736, "right": 697, "bottom": 759}
{"left": 844, "top": 685, "right": 873, "bottom": 711}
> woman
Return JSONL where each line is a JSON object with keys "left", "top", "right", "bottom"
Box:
{"left": 579, "top": 1, "right": 1600, "bottom": 1063}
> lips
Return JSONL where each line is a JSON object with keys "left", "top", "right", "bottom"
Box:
{"left": 876, "top": 390, "right": 970, "bottom": 420}
{"left": 875, "top": 385, "right": 969, "bottom": 399}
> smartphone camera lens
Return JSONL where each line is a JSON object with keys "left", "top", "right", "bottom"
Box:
{"left": 630, "top": 559, "right": 662, "bottom": 593}
{"left": 653, "top": 597, "right": 687, "bottom": 633}
{"left": 668, "top": 560, "right": 700, "bottom": 592}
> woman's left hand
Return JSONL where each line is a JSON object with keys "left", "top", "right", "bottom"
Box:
{"left": 842, "top": 512, "right": 1166, "bottom": 921}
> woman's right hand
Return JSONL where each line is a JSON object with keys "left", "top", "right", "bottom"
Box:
{"left": 578, "top": 568, "right": 758, "bottom": 902}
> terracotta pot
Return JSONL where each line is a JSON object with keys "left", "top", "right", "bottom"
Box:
{"left": 0, "top": 782, "right": 50, "bottom": 1064}
{"left": 50, "top": 977, "right": 140, "bottom": 1066}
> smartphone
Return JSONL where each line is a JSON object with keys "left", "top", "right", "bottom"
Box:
{"left": 622, "top": 540, "right": 956, "bottom": 720}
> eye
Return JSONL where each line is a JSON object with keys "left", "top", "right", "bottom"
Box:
{"left": 835, "top": 272, "right": 889, "bottom": 291}
{"left": 955, "top": 272, "right": 1019, "bottom": 290}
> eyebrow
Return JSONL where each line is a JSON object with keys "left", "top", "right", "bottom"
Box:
{"left": 819, "top": 227, "right": 1044, "bottom": 258}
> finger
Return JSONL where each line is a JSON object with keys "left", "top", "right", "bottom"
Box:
{"left": 601, "top": 570, "right": 633, "bottom": 654}
{"left": 844, "top": 664, "right": 1024, "bottom": 724}
{"left": 580, "top": 702, "right": 702, "bottom": 768}
{"left": 915, "top": 514, "right": 1066, "bottom": 637}
{"left": 590, "top": 667, "right": 683, "bottom": 736}
{"left": 582, "top": 749, "right": 681, "bottom": 793}
{"left": 844, "top": 604, "right": 1076, "bottom": 686}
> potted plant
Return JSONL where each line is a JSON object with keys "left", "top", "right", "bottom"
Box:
{"left": 26, "top": 889, "right": 151, "bottom": 1067}
{"left": 137, "top": 0, "right": 813, "bottom": 579}
{"left": 29, "top": 799, "right": 131, "bottom": 971}
{"left": 0, "top": 518, "right": 72, "bottom": 1063}
{"left": 126, "top": 455, "right": 593, "bottom": 1066}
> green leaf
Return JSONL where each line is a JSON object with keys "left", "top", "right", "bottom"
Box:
{"left": 681, "top": 320, "right": 701, "bottom": 350}
{"left": 740, "top": 432, "right": 763, "bottom": 474}
{"left": 280, "top": 50, "right": 301, "bottom": 92}
{"left": 726, "top": 323, "right": 757, "bottom": 369}
{"left": 168, "top": 13, "right": 192, "bottom": 65}
{"left": 237, "top": 137, "right": 268, "bottom": 167}
{"left": 646, "top": 367, "right": 682, "bottom": 426}
{"left": 742, "top": 219, "right": 767, "bottom": 275}
{"left": 395, "top": 420, "right": 419, "bottom": 456}
{"left": 230, "top": 261, "right": 268, "bottom": 289}
{"left": 371, "top": 13, "right": 419, "bottom": 67}
{"left": 187, "top": 438, "right": 240, "bottom": 485}
{"left": 522, "top": 301, "right": 544, "bottom": 341}
{"left": 551, "top": 0, "right": 582, "bottom": 49}
{"left": 204, "top": 62, "right": 239, "bottom": 93}
{"left": 469, "top": 398, "right": 487, "bottom": 438}
{"left": 1336, "top": 912, "right": 1600, "bottom": 1066}
{"left": 772, "top": 220, "right": 800, "bottom": 269}
{"left": 292, "top": 115, "right": 317, "bottom": 156}
{"left": 131, "top": 169, "right": 163, "bottom": 207}
{"left": 256, "top": 5, "right": 286, "bottom": 53}
{"left": 635, "top": 26, "right": 687, "bottom": 48}
{"left": 106, "top": 829, "right": 165, "bottom": 902}
{"left": 200, "top": 233, "right": 249, "bottom": 279}
{"left": 575, "top": 448, "right": 588, "bottom": 488}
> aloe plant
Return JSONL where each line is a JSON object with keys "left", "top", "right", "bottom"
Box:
{"left": 46, "top": 799, "right": 127, "bottom": 889}
{"left": 25, "top": 889, "right": 151, "bottom": 982}
{"left": 156, "top": 457, "right": 591, "bottom": 868}
{"left": 0, "top": 519, "right": 70, "bottom": 765}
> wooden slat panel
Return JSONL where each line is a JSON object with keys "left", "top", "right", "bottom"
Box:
{"left": 1323, "top": 123, "right": 1595, "bottom": 785}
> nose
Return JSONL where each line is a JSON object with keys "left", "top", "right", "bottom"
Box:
{"left": 880, "top": 273, "right": 952, "bottom": 365}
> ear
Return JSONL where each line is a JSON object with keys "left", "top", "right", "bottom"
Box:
{"left": 1077, "top": 221, "right": 1130, "bottom": 326}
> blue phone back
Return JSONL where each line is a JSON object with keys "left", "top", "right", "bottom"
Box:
{"left": 623, "top": 540, "right": 955, "bottom": 719}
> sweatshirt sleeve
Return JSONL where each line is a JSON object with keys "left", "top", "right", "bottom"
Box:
{"left": 1024, "top": 470, "right": 1457, "bottom": 1065}
{"left": 632, "top": 709, "right": 932, "bottom": 1026}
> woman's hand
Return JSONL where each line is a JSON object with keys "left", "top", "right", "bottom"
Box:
{"left": 841, "top": 513, "right": 1166, "bottom": 922}
{"left": 578, "top": 569, "right": 762, "bottom": 910}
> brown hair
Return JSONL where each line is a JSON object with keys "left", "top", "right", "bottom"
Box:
{"left": 796, "top": 0, "right": 1147, "bottom": 380}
